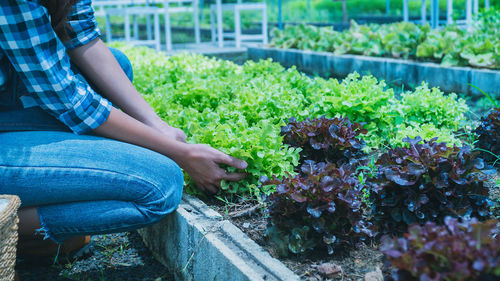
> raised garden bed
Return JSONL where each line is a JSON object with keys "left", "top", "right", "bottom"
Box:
{"left": 137, "top": 171, "right": 499, "bottom": 280}
{"left": 247, "top": 46, "right": 500, "bottom": 97}
{"left": 138, "top": 196, "right": 384, "bottom": 280}
{"left": 115, "top": 43, "right": 500, "bottom": 280}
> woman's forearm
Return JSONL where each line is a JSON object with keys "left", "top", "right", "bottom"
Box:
{"left": 67, "top": 38, "right": 161, "bottom": 126}
{"left": 93, "top": 108, "right": 187, "bottom": 162}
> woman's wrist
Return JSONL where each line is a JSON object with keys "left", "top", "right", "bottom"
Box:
{"left": 142, "top": 114, "right": 163, "bottom": 128}
{"left": 94, "top": 108, "right": 187, "bottom": 161}
{"left": 142, "top": 115, "right": 187, "bottom": 142}
{"left": 160, "top": 141, "right": 191, "bottom": 165}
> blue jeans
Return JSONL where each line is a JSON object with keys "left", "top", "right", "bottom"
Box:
{"left": 0, "top": 48, "right": 184, "bottom": 243}
{"left": 0, "top": 48, "right": 133, "bottom": 131}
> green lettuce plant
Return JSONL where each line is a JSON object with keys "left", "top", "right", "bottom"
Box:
{"left": 111, "top": 43, "right": 471, "bottom": 197}
{"left": 400, "top": 83, "right": 468, "bottom": 129}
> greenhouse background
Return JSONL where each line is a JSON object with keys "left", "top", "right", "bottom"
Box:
{"left": 5, "top": 1, "right": 500, "bottom": 280}
{"left": 93, "top": 0, "right": 500, "bottom": 47}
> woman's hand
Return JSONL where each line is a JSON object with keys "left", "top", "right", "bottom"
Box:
{"left": 150, "top": 119, "right": 187, "bottom": 143}
{"left": 178, "top": 144, "right": 247, "bottom": 194}
{"left": 93, "top": 108, "right": 246, "bottom": 195}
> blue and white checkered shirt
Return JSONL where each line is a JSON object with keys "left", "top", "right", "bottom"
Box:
{"left": 0, "top": 0, "right": 111, "bottom": 134}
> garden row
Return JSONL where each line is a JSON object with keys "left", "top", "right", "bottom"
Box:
{"left": 247, "top": 46, "right": 500, "bottom": 97}
{"left": 115, "top": 43, "right": 500, "bottom": 280}
{"left": 269, "top": 9, "right": 500, "bottom": 70}
{"left": 114, "top": 42, "right": 470, "bottom": 195}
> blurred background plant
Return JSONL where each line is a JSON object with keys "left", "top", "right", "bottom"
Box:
{"left": 95, "top": 0, "right": 500, "bottom": 44}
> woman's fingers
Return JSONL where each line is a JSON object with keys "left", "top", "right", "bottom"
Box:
{"left": 199, "top": 174, "right": 245, "bottom": 195}
{"left": 223, "top": 172, "right": 247, "bottom": 182}
{"left": 198, "top": 170, "right": 245, "bottom": 195}
{"left": 216, "top": 152, "right": 247, "bottom": 170}
{"left": 197, "top": 181, "right": 218, "bottom": 194}
{"left": 204, "top": 184, "right": 219, "bottom": 194}
{"left": 175, "top": 128, "right": 187, "bottom": 142}
{"left": 185, "top": 144, "right": 248, "bottom": 195}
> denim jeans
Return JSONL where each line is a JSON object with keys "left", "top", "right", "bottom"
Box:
{"left": 0, "top": 48, "right": 184, "bottom": 243}
{"left": 0, "top": 47, "right": 133, "bottom": 132}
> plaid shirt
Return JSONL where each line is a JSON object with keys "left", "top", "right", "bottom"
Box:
{"left": 0, "top": 0, "right": 111, "bottom": 134}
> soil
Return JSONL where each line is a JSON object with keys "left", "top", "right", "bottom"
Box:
{"left": 203, "top": 170, "right": 500, "bottom": 281}
{"left": 16, "top": 231, "right": 174, "bottom": 281}
{"left": 486, "top": 170, "right": 500, "bottom": 221}
{"left": 203, "top": 196, "right": 387, "bottom": 281}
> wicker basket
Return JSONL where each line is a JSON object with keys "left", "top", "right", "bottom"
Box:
{"left": 0, "top": 195, "right": 21, "bottom": 281}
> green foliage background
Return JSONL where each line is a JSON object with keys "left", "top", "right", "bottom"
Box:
{"left": 271, "top": 9, "right": 500, "bottom": 69}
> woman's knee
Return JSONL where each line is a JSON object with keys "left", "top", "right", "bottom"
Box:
{"left": 137, "top": 157, "right": 184, "bottom": 223}
{"left": 91, "top": 136, "right": 183, "bottom": 215}
{"left": 108, "top": 47, "right": 133, "bottom": 82}
{"left": 158, "top": 159, "right": 184, "bottom": 212}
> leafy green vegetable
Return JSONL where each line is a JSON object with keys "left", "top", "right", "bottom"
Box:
{"left": 281, "top": 116, "right": 367, "bottom": 164}
{"left": 381, "top": 217, "right": 500, "bottom": 281}
{"left": 399, "top": 83, "right": 468, "bottom": 129}
{"left": 111, "top": 43, "right": 471, "bottom": 197}
{"left": 307, "top": 73, "right": 402, "bottom": 148}
{"left": 263, "top": 116, "right": 376, "bottom": 256}
{"left": 263, "top": 161, "right": 376, "bottom": 256}
{"left": 271, "top": 9, "right": 500, "bottom": 69}
{"left": 369, "top": 137, "right": 494, "bottom": 234}
{"left": 391, "top": 123, "right": 460, "bottom": 147}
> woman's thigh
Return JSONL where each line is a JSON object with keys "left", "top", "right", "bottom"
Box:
{"left": 0, "top": 131, "right": 183, "bottom": 208}
{"left": 0, "top": 47, "right": 133, "bottom": 132}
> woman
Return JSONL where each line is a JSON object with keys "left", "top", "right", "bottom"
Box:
{"left": 0, "top": 0, "right": 247, "bottom": 260}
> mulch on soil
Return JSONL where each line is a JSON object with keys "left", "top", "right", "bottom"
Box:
{"left": 16, "top": 231, "right": 173, "bottom": 281}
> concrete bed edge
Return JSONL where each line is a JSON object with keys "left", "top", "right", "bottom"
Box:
{"left": 247, "top": 46, "right": 500, "bottom": 97}
{"left": 137, "top": 194, "right": 301, "bottom": 281}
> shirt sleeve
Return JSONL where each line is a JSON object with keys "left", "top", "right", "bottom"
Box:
{"left": 0, "top": 0, "right": 111, "bottom": 134}
{"left": 63, "top": 0, "right": 102, "bottom": 50}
